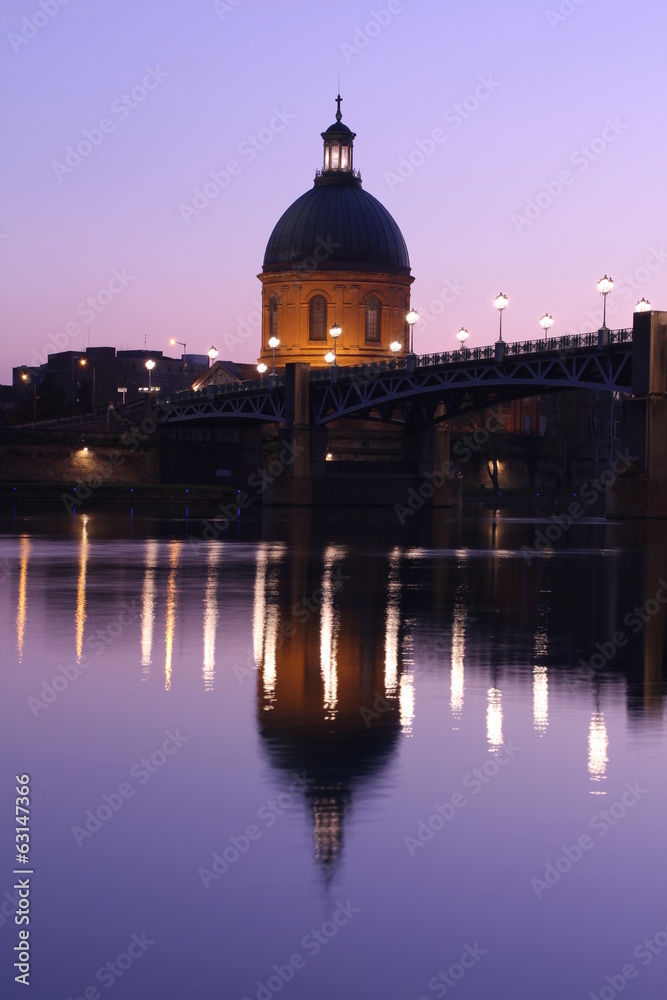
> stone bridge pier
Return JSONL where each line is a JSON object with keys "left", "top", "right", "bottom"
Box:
{"left": 608, "top": 311, "right": 667, "bottom": 518}
{"left": 265, "top": 363, "right": 461, "bottom": 509}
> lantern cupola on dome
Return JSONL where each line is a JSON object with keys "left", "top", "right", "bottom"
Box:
{"left": 319, "top": 94, "right": 359, "bottom": 182}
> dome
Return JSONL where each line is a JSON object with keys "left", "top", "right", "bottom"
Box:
{"left": 258, "top": 99, "right": 415, "bottom": 371}
{"left": 321, "top": 120, "right": 355, "bottom": 137}
{"left": 262, "top": 183, "right": 411, "bottom": 275}
{"left": 262, "top": 98, "right": 411, "bottom": 276}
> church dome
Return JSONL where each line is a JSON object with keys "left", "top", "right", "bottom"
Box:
{"left": 262, "top": 184, "right": 411, "bottom": 275}
{"left": 262, "top": 98, "right": 411, "bottom": 276}
{"left": 258, "top": 98, "right": 415, "bottom": 370}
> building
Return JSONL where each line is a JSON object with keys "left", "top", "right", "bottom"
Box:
{"left": 11, "top": 348, "right": 208, "bottom": 416}
{"left": 258, "top": 96, "right": 414, "bottom": 369}
{"left": 190, "top": 359, "right": 259, "bottom": 391}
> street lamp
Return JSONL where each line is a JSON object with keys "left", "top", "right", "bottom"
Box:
{"left": 406, "top": 309, "right": 419, "bottom": 353}
{"left": 597, "top": 276, "right": 614, "bottom": 329}
{"left": 493, "top": 293, "right": 508, "bottom": 341}
{"left": 635, "top": 298, "right": 651, "bottom": 313}
{"left": 145, "top": 359, "right": 155, "bottom": 392}
{"left": 268, "top": 336, "right": 280, "bottom": 375}
{"left": 208, "top": 346, "right": 219, "bottom": 366}
{"left": 539, "top": 314, "right": 554, "bottom": 340}
{"left": 79, "top": 358, "right": 95, "bottom": 410}
{"left": 329, "top": 322, "right": 342, "bottom": 362}
{"left": 257, "top": 362, "right": 267, "bottom": 382}
{"left": 456, "top": 328, "right": 469, "bottom": 352}
{"left": 170, "top": 338, "right": 187, "bottom": 387}
{"left": 21, "top": 372, "right": 36, "bottom": 422}
{"left": 325, "top": 351, "right": 336, "bottom": 368}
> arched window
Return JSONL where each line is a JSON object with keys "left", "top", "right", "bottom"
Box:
{"left": 309, "top": 295, "right": 327, "bottom": 341}
{"left": 365, "top": 296, "right": 382, "bottom": 343}
{"left": 269, "top": 295, "right": 278, "bottom": 341}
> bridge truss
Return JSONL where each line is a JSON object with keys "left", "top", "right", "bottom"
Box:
{"left": 158, "top": 330, "right": 633, "bottom": 429}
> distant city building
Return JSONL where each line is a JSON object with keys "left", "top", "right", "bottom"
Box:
{"left": 11, "top": 347, "right": 209, "bottom": 411}
{"left": 191, "top": 360, "right": 262, "bottom": 391}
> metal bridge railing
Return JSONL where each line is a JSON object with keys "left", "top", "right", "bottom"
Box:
{"left": 161, "top": 328, "right": 632, "bottom": 405}
{"left": 162, "top": 376, "right": 285, "bottom": 406}
{"left": 311, "top": 327, "right": 633, "bottom": 383}
{"left": 416, "top": 327, "right": 632, "bottom": 368}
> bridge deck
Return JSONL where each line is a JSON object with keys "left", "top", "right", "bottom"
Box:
{"left": 158, "top": 329, "right": 633, "bottom": 427}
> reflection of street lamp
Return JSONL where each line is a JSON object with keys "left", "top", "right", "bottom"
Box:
{"left": 493, "top": 293, "right": 508, "bottom": 341}
{"left": 268, "top": 336, "right": 280, "bottom": 375}
{"left": 635, "top": 298, "right": 651, "bottom": 313}
{"left": 597, "top": 276, "right": 614, "bottom": 329}
{"left": 145, "top": 359, "right": 155, "bottom": 392}
{"left": 456, "top": 328, "right": 469, "bottom": 352}
{"left": 79, "top": 358, "right": 95, "bottom": 409}
{"left": 21, "top": 372, "right": 36, "bottom": 421}
{"left": 329, "top": 322, "right": 342, "bottom": 363}
{"left": 170, "top": 338, "right": 187, "bottom": 387}
{"left": 539, "top": 314, "right": 554, "bottom": 340}
{"left": 406, "top": 309, "right": 419, "bottom": 353}
{"left": 208, "top": 346, "right": 219, "bottom": 366}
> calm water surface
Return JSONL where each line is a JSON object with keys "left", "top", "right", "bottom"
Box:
{"left": 0, "top": 510, "right": 665, "bottom": 1000}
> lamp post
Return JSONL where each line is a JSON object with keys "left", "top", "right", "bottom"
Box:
{"left": 406, "top": 309, "right": 419, "bottom": 373}
{"left": 329, "top": 322, "right": 342, "bottom": 363}
{"left": 493, "top": 293, "right": 508, "bottom": 341}
{"left": 456, "top": 328, "right": 469, "bottom": 354}
{"left": 325, "top": 350, "right": 338, "bottom": 381}
{"left": 268, "top": 336, "right": 280, "bottom": 375}
{"left": 145, "top": 359, "right": 155, "bottom": 392}
{"left": 21, "top": 372, "right": 36, "bottom": 422}
{"left": 635, "top": 298, "right": 651, "bottom": 313}
{"left": 406, "top": 309, "right": 419, "bottom": 354}
{"left": 597, "top": 276, "right": 614, "bottom": 330}
{"left": 170, "top": 338, "right": 187, "bottom": 387}
{"left": 257, "top": 362, "right": 267, "bottom": 383}
{"left": 208, "top": 346, "right": 219, "bottom": 367}
{"left": 79, "top": 358, "right": 96, "bottom": 410}
{"left": 539, "top": 314, "right": 554, "bottom": 340}
{"left": 389, "top": 340, "right": 402, "bottom": 366}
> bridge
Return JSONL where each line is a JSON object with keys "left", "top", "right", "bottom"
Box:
{"left": 158, "top": 328, "right": 634, "bottom": 428}
{"left": 156, "top": 311, "right": 665, "bottom": 517}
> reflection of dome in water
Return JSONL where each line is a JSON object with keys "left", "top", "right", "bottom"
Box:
{"left": 312, "top": 793, "right": 345, "bottom": 870}
{"left": 259, "top": 722, "right": 400, "bottom": 879}
{"left": 254, "top": 543, "right": 405, "bottom": 879}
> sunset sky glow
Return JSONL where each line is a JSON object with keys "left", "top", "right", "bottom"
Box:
{"left": 2, "top": 0, "right": 665, "bottom": 378}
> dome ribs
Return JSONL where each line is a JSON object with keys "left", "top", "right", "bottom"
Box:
{"left": 262, "top": 181, "right": 410, "bottom": 275}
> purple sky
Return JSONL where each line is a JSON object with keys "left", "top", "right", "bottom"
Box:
{"left": 1, "top": 0, "right": 665, "bottom": 378}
